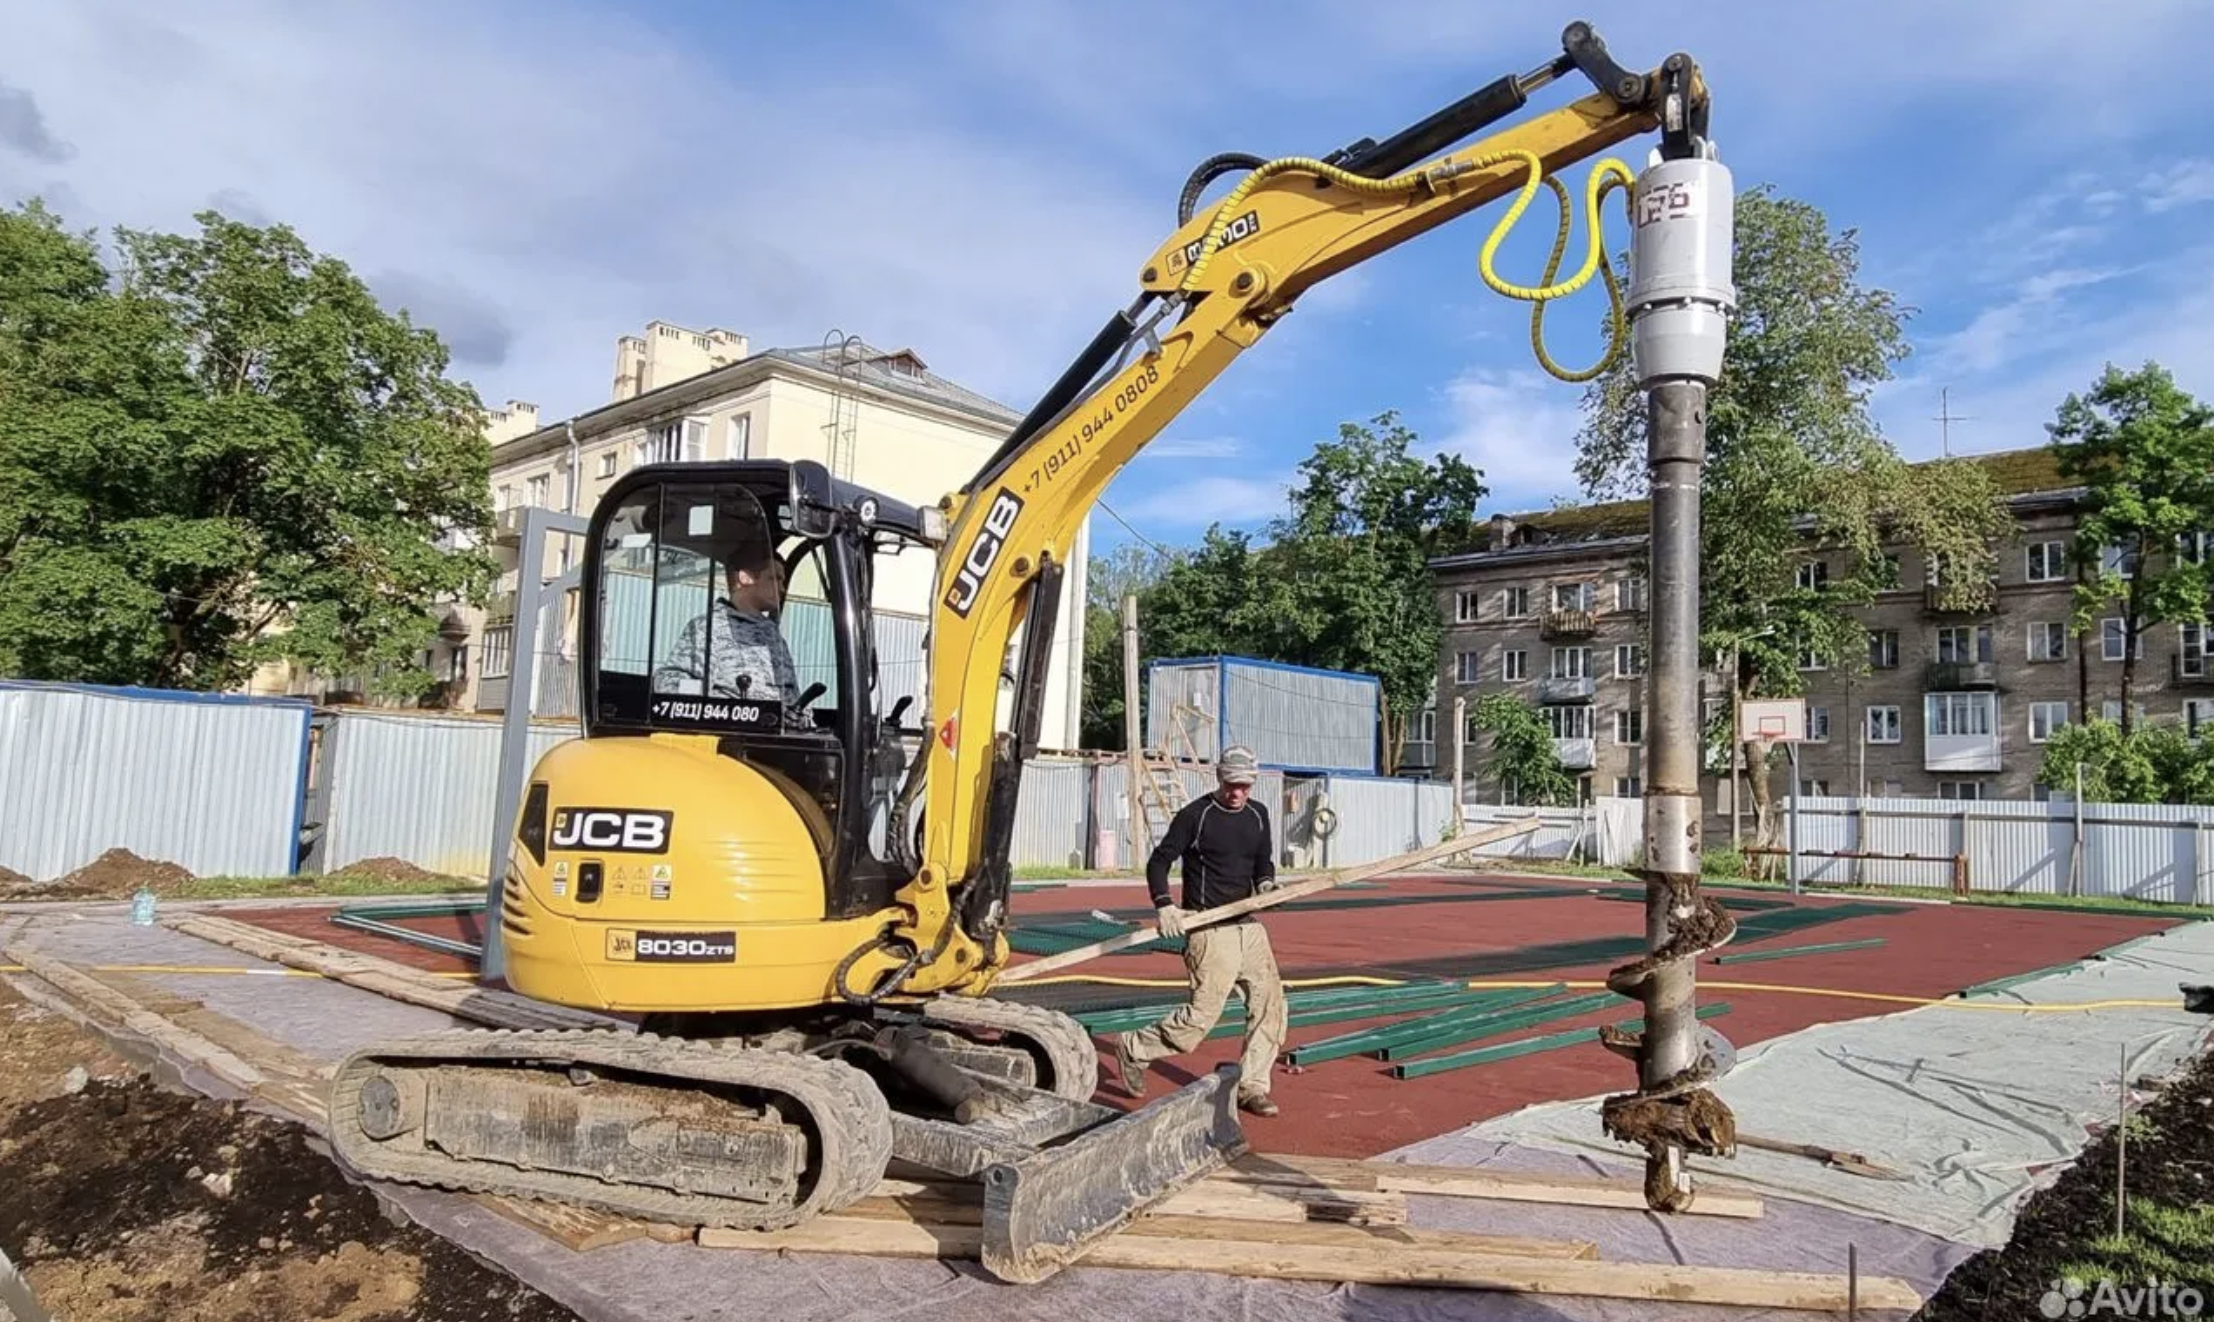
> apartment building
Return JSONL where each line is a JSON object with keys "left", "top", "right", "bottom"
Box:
{"left": 1423, "top": 445, "right": 2214, "bottom": 819}
{"left": 441, "top": 322, "right": 1091, "bottom": 751}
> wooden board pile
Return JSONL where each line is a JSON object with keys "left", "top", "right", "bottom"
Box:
{"left": 0, "top": 906, "right": 1924, "bottom": 1313}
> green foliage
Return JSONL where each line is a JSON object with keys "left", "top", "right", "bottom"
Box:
{"left": 2035, "top": 717, "right": 2214, "bottom": 805}
{"left": 2049, "top": 362, "right": 2214, "bottom": 733}
{"left": 1469, "top": 691, "right": 1575, "bottom": 806}
{"left": 1571, "top": 184, "right": 2012, "bottom": 831}
{"left": 0, "top": 200, "right": 496, "bottom": 696}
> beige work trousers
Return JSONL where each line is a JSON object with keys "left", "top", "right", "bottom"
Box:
{"left": 1123, "top": 921, "right": 1286, "bottom": 1101}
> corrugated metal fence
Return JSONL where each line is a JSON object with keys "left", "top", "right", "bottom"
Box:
{"left": 1773, "top": 794, "right": 2214, "bottom": 903}
{"left": 0, "top": 681, "right": 312, "bottom": 880}
{"left": 318, "top": 709, "right": 578, "bottom": 876}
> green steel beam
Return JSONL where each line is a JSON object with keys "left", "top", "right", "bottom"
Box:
{"left": 1371, "top": 991, "right": 1625, "bottom": 1062}
{"left": 1280, "top": 985, "right": 1568, "bottom": 1065}
{"left": 1391, "top": 1003, "right": 1732, "bottom": 1080}
{"left": 1710, "top": 937, "right": 1888, "bottom": 965}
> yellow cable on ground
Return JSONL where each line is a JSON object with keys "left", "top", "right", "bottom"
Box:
{"left": 1453, "top": 977, "right": 2185, "bottom": 1014}
{"left": 1180, "top": 148, "right": 1636, "bottom": 383}
{"left": 1004, "top": 972, "right": 1404, "bottom": 990}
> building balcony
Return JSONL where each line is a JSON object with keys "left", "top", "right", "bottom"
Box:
{"left": 1925, "top": 732, "right": 2002, "bottom": 773}
{"left": 2175, "top": 652, "right": 2214, "bottom": 686}
{"left": 1925, "top": 660, "right": 1998, "bottom": 690}
{"left": 1540, "top": 608, "right": 1596, "bottom": 640}
{"left": 1536, "top": 675, "right": 1596, "bottom": 704}
{"left": 1553, "top": 737, "right": 1595, "bottom": 770}
{"left": 483, "top": 591, "right": 516, "bottom": 624}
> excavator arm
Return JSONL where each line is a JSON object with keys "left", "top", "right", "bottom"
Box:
{"left": 880, "top": 20, "right": 1741, "bottom": 1216}
{"left": 888, "top": 22, "right": 1714, "bottom": 976}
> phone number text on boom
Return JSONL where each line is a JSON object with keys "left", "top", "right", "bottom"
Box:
{"left": 1026, "top": 361, "right": 1160, "bottom": 493}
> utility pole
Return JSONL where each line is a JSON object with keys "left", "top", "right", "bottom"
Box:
{"left": 1601, "top": 64, "right": 1740, "bottom": 1216}
{"left": 1451, "top": 695, "right": 1467, "bottom": 831}
{"left": 1120, "top": 594, "right": 1146, "bottom": 867}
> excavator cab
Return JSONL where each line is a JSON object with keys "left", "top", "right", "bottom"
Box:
{"left": 578, "top": 457, "right": 935, "bottom": 922}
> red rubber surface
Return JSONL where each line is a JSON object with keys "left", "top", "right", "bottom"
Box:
{"left": 217, "top": 875, "right": 2182, "bottom": 1158}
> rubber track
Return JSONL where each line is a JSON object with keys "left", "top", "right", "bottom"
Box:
{"left": 325, "top": 1028, "right": 893, "bottom": 1230}
{"left": 921, "top": 997, "right": 1099, "bottom": 1102}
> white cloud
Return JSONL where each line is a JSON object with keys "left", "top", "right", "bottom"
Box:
{"left": 0, "top": 0, "right": 1176, "bottom": 423}
{"left": 1428, "top": 368, "right": 1586, "bottom": 511}
{"left": 1108, "top": 472, "right": 1295, "bottom": 533}
{"left": 1145, "top": 436, "right": 1246, "bottom": 461}
{"left": 1928, "top": 267, "right": 2135, "bottom": 375}
{"left": 2142, "top": 159, "right": 2214, "bottom": 213}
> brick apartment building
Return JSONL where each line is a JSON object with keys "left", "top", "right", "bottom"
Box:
{"left": 1422, "top": 446, "right": 2214, "bottom": 821}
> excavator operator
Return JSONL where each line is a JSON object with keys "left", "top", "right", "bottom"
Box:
{"left": 1114, "top": 746, "right": 1288, "bottom": 1118}
{"left": 650, "top": 534, "right": 811, "bottom": 730}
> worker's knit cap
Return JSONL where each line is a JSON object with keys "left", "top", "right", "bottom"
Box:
{"left": 1217, "top": 746, "right": 1259, "bottom": 785}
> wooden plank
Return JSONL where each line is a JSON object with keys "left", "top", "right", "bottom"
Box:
{"left": 480, "top": 1197, "right": 657, "bottom": 1252}
{"left": 1219, "top": 1152, "right": 1766, "bottom": 1219}
{"left": 993, "top": 819, "right": 1541, "bottom": 984}
{"left": 855, "top": 1176, "right": 1406, "bottom": 1228}
{"left": 701, "top": 1218, "right": 1919, "bottom": 1310}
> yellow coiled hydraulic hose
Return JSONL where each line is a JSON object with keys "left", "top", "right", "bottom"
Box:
{"left": 1178, "top": 149, "right": 1637, "bottom": 382}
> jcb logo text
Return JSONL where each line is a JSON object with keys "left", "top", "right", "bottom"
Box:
{"left": 551, "top": 808, "right": 672, "bottom": 854}
{"left": 944, "top": 488, "right": 1024, "bottom": 618}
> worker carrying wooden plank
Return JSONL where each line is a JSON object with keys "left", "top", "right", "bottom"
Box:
{"left": 1114, "top": 745, "right": 1288, "bottom": 1118}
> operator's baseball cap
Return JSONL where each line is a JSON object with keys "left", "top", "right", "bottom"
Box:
{"left": 1217, "top": 745, "right": 1259, "bottom": 785}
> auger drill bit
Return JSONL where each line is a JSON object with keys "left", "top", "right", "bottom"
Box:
{"left": 1605, "top": 60, "right": 1742, "bottom": 1211}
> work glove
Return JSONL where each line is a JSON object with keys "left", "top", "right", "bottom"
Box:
{"left": 1155, "top": 905, "right": 1190, "bottom": 939}
{"left": 1256, "top": 876, "right": 1280, "bottom": 893}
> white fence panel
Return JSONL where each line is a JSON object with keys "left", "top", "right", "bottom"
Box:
{"left": 1459, "top": 804, "right": 1584, "bottom": 862}
{"left": 0, "top": 681, "right": 311, "bottom": 881}
{"left": 1010, "top": 758, "right": 1093, "bottom": 870}
{"left": 320, "top": 709, "right": 576, "bottom": 878}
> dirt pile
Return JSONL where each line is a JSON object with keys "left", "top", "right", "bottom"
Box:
{"left": 0, "top": 847, "right": 198, "bottom": 901}
{"left": 0, "top": 985, "right": 583, "bottom": 1322}
{"left": 331, "top": 856, "right": 461, "bottom": 885}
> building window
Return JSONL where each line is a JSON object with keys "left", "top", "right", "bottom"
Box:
{"left": 728, "top": 411, "right": 753, "bottom": 460}
{"left": 1937, "top": 780, "right": 1986, "bottom": 801}
{"left": 1798, "top": 646, "right": 1826, "bottom": 671}
{"left": 1454, "top": 590, "right": 1480, "bottom": 623}
{"left": 2179, "top": 531, "right": 2214, "bottom": 565}
{"left": 2102, "top": 699, "right": 2146, "bottom": 725}
{"left": 2028, "top": 621, "right": 2068, "bottom": 663}
{"left": 1456, "top": 650, "right": 1481, "bottom": 684}
{"left": 597, "top": 451, "right": 617, "bottom": 478}
{"left": 1800, "top": 778, "right": 1830, "bottom": 797}
{"left": 1926, "top": 692, "right": 1995, "bottom": 737}
{"left": 2184, "top": 624, "right": 2209, "bottom": 678}
{"left": 1868, "top": 630, "right": 1899, "bottom": 669}
{"left": 1936, "top": 625, "right": 1993, "bottom": 664}
{"left": 1545, "top": 705, "right": 1592, "bottom": 739}
{"left": 1503, "top": 586, "right": 1530, "bottom": 617}
{"left": 639, "top": 416, "right": 710, "bottom": 465}
{"left": 1502, "top": 649, "right": 1527, "bottom": 681}
{"left": 2029, "top": 700, "right": 2068, "bottom": 743}
{"left": 2025, "top": 540, "right": 2067, "bottom": 582}
{"left": 1614, "top": 775, "right": 1643, "bottom": 798}
{"left": 1796, "top": 560, "right": 1828, "bottom": 590}
{"left": 481, "top": 626, "right": 513, "bottom": 679}
{"left": 2101, "top": 618, "right": 2142, "bottom": 661}
{"left": 1552, "top": 582, "right": 1592, "bottom": 611}
{"left": 2187, "top": 699, "right": 2214, "bottom": 738}
{"left": 1617, "top": 576, "right": 1646, "bottom": 612}
{"left": 2101, "top": 543, "right": 2140, "bottom": 578}
{"left": 1866, "top": 705, "right": 1901, "bottom": 744}
{"left": 526, "top": 473, "right": 549, "bottom": 507}
{"left": 1413, "top": 707, "right": 1437, "bottom": 747}
{"left": 1615, "top": 708, "right": 1643, "bottom": 744}
{"left": 1549, "top": 647, "right": 1589, "bottom": 678}
{"left": 1615, "top": 643, "right": 1646, "bottom": 678}
{"left": 1806, "top": 706, "right": 1830, "bottom": 741}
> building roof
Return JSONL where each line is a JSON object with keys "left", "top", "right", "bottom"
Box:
{"left": 1432, "top": 444, "right": 2081, "bottom": 569}
{"left": 491, "top": 334, "right": 1026, "bottom": 464}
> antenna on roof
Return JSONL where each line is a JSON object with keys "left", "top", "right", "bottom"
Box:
{"left": 1933, "top": 386, "right": 1975, "bottom": 458}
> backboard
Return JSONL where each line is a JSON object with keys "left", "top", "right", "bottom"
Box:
{"left": 1738, "top": 697, "right": 1807, "bottom": 744}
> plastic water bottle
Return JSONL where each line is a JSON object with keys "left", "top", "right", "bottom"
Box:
{"left": 130, "top": 886, "right": 157, "bottom": 927}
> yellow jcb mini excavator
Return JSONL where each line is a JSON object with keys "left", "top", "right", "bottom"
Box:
{"left": 326, "top": 20, "right": 1741, "bottom": 1282}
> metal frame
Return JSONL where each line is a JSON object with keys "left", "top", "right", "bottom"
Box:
{"left": 483, "top": 504, "right": 590, "bottom": 982}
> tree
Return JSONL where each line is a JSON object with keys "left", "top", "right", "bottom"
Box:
{"left": 1469, "top": 692, "right": 1575, "bottom": 805}
{"left": 2048, "top": 362, "right": 2214, "bottom": 735}
{"left": 1077, "top": 540, "right": 1177, "bottom": 750}
{"left": 0, "top": 201, "right": 496, "bottom": 697}
{"left": 2035, "top": 717, "right": 2214, "bottom": 805}
{"left": 1572, "top": 184, "right": 2014, "bottom": 850}
{"left": 1262, "top": 411, "right": 1485, "bottom": 773}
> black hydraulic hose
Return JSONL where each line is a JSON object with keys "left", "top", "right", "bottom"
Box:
{"left": 1178, "top": 152, "right": 1267, "bottom": 226}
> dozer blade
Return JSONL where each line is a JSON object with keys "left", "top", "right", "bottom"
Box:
{"left": 976, "top": 1063, "right": 1246, "bottom": 1284}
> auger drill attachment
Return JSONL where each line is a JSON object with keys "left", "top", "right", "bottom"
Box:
{"left": 1598, "top": 57, "right": 1743, "bottom": 1211}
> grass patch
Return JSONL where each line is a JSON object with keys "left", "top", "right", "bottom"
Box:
{"left": 168, "top": 873, "right": 485, "bottom": 901}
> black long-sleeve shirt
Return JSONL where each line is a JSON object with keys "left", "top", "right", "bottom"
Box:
{"left": 1147, "top": 793, "right": 1275, "bottom": 912}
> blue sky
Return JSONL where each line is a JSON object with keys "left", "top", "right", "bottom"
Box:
{"left": 6, "top": 1, "right": 2214, "bottom": 562}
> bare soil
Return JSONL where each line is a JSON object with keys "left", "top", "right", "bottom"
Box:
{"left": 330, "top": 856, "right": 462, "bottom": 885}
{"left": 0, "top": 980, "right": 584, "bottom": 1322}
{"left": 1915, "top": 1039, "right": 2214, "bottom": 1318}
{"left": 0, "top": 847, "right": 197, "bottom": 901}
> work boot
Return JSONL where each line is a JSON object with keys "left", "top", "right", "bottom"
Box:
{"left": 1238, "top": 1093, "right": 1278, "bottom": 1118}
{"left": 1113, "top": 1032, "right": 1146, "bottom": 1099}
